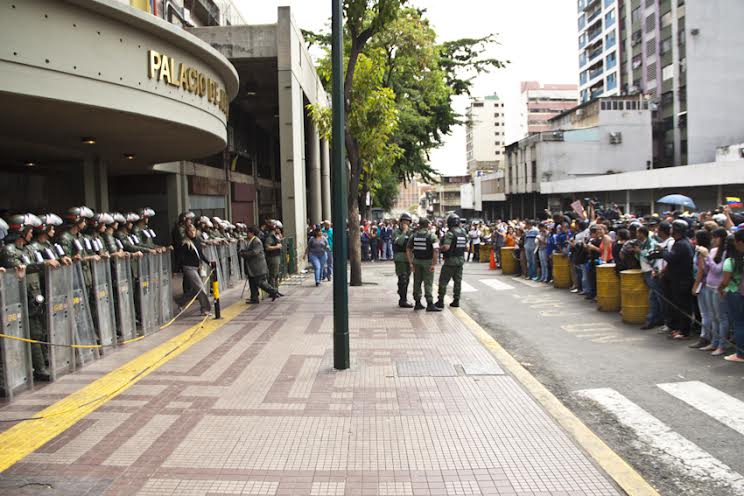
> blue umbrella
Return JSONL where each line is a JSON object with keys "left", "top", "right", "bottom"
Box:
{"left": 657, "top": 194, "right": 696, "bottom": 210}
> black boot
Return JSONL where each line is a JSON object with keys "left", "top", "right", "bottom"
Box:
{"left": 426, "top": 302, "right": 442, "bottom": 312}
{"left": 414, "top": 300, "right": 425, "bottom": 311}
{"left": 399, "top": 300, "right": 414, "bottom": 308}
{"left": 434, "top": 299, "right": 444, "bottom": 309}
{"left": 450, "top": 299, "right": 460, "bottom": 308}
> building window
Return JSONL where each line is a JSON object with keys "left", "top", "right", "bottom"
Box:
{"left": 607, "top": 72, "right": 618, "bottom": 91}
{"left": 661, "top": 11, "right": 673, "bottom": 28}
{"left": 661, "top": 91, "right": 673, "bottom": 106}
{"left": 580, "top": 70, "right": 588, "bottom": 85}
{"left": 605, "top": 9, "right": 615, "bottom": 27}
{"left": 660, "top": 37, "right": 672, "bottom": 55}
{"left": 579, "top": 52, "right": 587, "bottom": 67}
{"left": 678, "top": 29, "right": 686, "bottom": 46}
{"left": 578, "top": 0, "right": 586, "bottom": 12}
{"left": 645, "top": 12, "right": 656, "bottom": 33}
{"left": 494, "top": 113, "right": 500, "bottom": 117}
{"left": 662, "top": 64, "right": 674, "bottom": 80}
{"left": 606, "top": 51, "right": 617, "bottom": 70}
{"left": 578, "top": 14, "right": 586, "bottom": 30}
{"left": 605, "top": 29, "right": 616, "bottom": 49}
{"left": 632, "top": 7, "right": 641, "bottom": 24}
{"left": 579, "top": 32, "right": 587, "bottom": 49}
{"left": 604, "top": 0, "right": 614, "bottom": 7}
{"left": 473, "top": 102, "right": 484, "bottom": 107}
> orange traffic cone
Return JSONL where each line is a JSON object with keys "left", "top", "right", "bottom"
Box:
{"left": 489, "top": 249, "right": 496, "bottom": 270}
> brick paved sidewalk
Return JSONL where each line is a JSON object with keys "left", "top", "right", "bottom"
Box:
{"left": 0, "top": 264, "right": 621, "bottom": 496}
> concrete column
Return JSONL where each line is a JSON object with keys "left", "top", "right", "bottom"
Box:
{"left": 83, "top": 158, "right": 109, "bottom": 211}
{"left": 650, "top": 189, "right": 655, "bottom": 215}
{"left": 716, "top": 184, "right": 723, "bottom": 206}
{"left": 321, "top": 139, "right": 331, "bottom": 221}
{"left": 307, "top": 120, "right": 322, "bottom": 225}
{"left": 625, "top": 190, "right": 631, "bottom": 215}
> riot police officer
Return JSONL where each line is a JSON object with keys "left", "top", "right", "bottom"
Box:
{"left": 57, "top": 206, "right": 96, "bottom": 260}
{"left": 405, "top": 217, "right": 441, "bottom": 312}
{"left": 436, "top": 214, "right": 468, "bottom": 308}
{"left": 104, "top": 213, "right": 129, "bottom": 257}
{"left": 115, "top": 212, "right": 150, "bottom": 256}
{"left": 393, "top": 213, "right": 414, "bottom": 308}
{"left": 133, "top": 207, "right": 164, "bottom": 252}
{"left": 264, "top": 220, "right": 283, "bottom": 289}
{"left": 0, "top": 218, "right": 8, "bottom": 249}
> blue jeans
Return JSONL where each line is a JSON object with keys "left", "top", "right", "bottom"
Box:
{"left": 525, "top": 245, "right": 537, "bottom": 279}
{"left": 383, "top": 240, "right": 393, "bottom": 260}
{"left": 538, "top": 248, "right": 549, "bottom": 281}
{"left": 309, "top": 252, "right": 327, "bottom": 283}
{"left": 701, "top": 285, "right": 728, "bottom": 348}
{"left": 583, "top": 262, "right": 595, "bottom": 297}
{"left": 725, "top": 292, "right": 744, "bottom": 358}
{"left": 697, "top": 285, "right": 713, "bottom": 340}
{"left": 324, "top": 252, "right": 334, "bottom": 280}
{"left": 643, "top": 271, "right": 663, "bottom": 324}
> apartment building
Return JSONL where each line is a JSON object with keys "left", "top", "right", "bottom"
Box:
{"left": 577, "top": 0, "right": 621, "bottom": 103}
{"left": 519, "top": 82, "right": 579, "bottom": 137}
{"left": 465, "top": 94, "right": 505, "bottom": 174}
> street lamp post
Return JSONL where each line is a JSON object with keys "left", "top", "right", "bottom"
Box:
{"left": 331, "top": 0, "right": 350, "bottom": 370}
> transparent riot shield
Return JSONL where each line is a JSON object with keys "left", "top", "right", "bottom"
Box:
{"left": 148, "top": 253, "right": 162, "bottom": 326}
{"left": 238, "top": 240, "right": 248, "bottom": 278}
{"left": 203, "top": 244, "right": 223, "bottom": 290}
{"left": 90, "top": 259, "right": 116, "bottom": 350}
{"left": 159, "top": 253, "right": 173, "bottom": 324}
{"left": 112, "top": 256, "right": 137, "bottom": 342}
{"left": 228, "top": 242, "right": 241, "bottom": 284}
{"left": 45, "top": 264, "right": 75, "bottom": 381}
{"left": 136, "top": 254, "right": 157, "bottom": 335}
{"left": 0, "top": 271, "right": 33, "bottom": 399}
{"left": 218, "top": 245, "right": 231, "bottom": 288}
{"left": 72, "top": 262, "right": 99, "bottom": 367}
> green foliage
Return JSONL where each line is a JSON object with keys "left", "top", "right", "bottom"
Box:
{"left": 370, "top": 167, "right": 400, "bottom": 212}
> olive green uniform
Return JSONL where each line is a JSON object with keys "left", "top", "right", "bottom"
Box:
{"left": 406, "top": 229, "right": 439, "bottom": 304}
{"left": 392, "top": 228, "right": 412, "bottom": 302}
{"left": 264, "top": 232, "right": 282, "bottom": 288}
{"left": 438, "top": 227, "right": 467, "bottom": 303}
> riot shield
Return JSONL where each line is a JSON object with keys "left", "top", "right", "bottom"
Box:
{"left": 45, "top": 264, "right": 75, "bottom": 381}
{"left": 90, "top": 259, "right": 116, "bottom": 350}
{"left": 228, "top": 242, "right": 241, "bottom": 284}
{"left": 159, "top": 253, "right": 173, "bottom": 324}
{"left": 136, "top": 254, "right": 157, "bottom": 335}
{"left": 148, "top": 253, "right": 162, "bottom": 326}
{"left": 203, "top": 244, "right": 223, "bottom": 290}
{"left": 72, "top": 262, "right": 99, "bottom": 367}
{"left": 238, "top": 240, "right": 248, "bottom": 278}
{"left": 218, "top": 245, "right": 231, "bottom": 288}
{"left": 112, "top": 256, "right": 137, "bottom": 342}
{"left": 0, "top": 272, "right": 33, "bottom": 399}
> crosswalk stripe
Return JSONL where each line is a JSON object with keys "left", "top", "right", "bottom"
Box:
{"left": 513, "top": 278, "right": 545, "bottom": 288}
{"left": 576, "top": 387, "right": 744, "bottom": 493}
{"left": 478, "top": 279, "right": 514, "bottom": 291}
{"left": 441, "top": 280, "right": 476, "bottom": 293}
{"left": 658, "top": 381, "right": 744, "bottom": 437}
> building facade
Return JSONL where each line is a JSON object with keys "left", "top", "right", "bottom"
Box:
{"left": 431, "top": 175, "right": 470, "bottom": 218}
{"left": 465, "top": 94, "right": 505, "bottom": 174}
{"left": 519, "top": 81, "right": 579, "bottom": 137}
{"left": 578, "top": 0, "right": 744, "bottom": 168}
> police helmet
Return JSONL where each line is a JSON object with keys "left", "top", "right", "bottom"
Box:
{"left": 112, "top": 212, "right": 126, "bottom": 224}
{"left": 0, "top": 218, "right": 7, "bottom": 231}
{"left": 138, "top": 207, "right": 155, "bottom": 218}
{"left": 7, "top": 214, "right": 36, "bottom": 233}
{"left": 37, "top": 213, "right": 63, "bottom": 232}
{"left": 418, "top": 216, "right": 430, "bottom": 227}
{"left": 94, "top": 213, "right": 115, "bottom": 225}
{"left": 64, "top": 207, "right": 85, "bottom": 224}
{"left": 125, "top": 212, "right": 140, "bottom": 223}
{"left": 199, "top": 216, "right": 214, "bottom": 229}
{"left": 274, "top": 220, "right": 283, "bottom": 230}
{"left": 399, "top": 212, "right": 412, "bottom": 223}
{"left": 184, "top": 211, "right": 195, "bottom": 220}
{"left": 446, "top": 214, "right": 460, "bottom": 228}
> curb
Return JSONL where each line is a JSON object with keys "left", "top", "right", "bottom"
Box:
{"left": 451, "top": 307, "right": 661, "bottom": 496}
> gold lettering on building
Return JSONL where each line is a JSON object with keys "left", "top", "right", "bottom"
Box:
{"left": 147, "top": 49, "right": 228, "bottom": 115}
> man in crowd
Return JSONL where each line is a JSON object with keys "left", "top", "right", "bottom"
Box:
{"left": 436, "top": 214, "right": 468, "bottom": 309}
{"left": 240, "top": 226, "right": 282, "bottom": 304}
{"left": 406, "top": 217, "right": 441, "bottom": 312}
{"left": 392, "top": 213, "right": 413, "bottom": 308}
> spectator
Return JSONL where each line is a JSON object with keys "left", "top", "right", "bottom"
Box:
{"left": 305, "top": 228, "right": 329, "bottom": 286}
{"left": 720, "top": 230, "right": 744, "bottom": 363}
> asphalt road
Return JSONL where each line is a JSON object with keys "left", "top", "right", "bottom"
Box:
{"left": 448, "top": 261, "right": 744, "bottom": 496}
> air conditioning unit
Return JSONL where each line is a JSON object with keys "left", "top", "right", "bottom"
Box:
{"left": 609, "top": 132, "right": 623, "bottom": 144}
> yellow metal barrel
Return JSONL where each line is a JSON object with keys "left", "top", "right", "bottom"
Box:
{"left": 479, "top": 243, "right": 491, "bottom": 263}
{"left": 620, "top": 269, "right": 648, "bottom": 324}
{"left": 552, "top": 253, "right": 571, "bottom": 289}
{"left": 500, "top": 247, "right": 516, "bottom": 275}
{"left": 596, "top": 264, "right": 620, "bottom": 312}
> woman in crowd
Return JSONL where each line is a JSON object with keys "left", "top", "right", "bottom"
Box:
{"left": 701, "top": 228, "right": 730, "bottom": 355}
{"left": 305, "top": 228, "right": 329, "bottom": 286}
{"left": 720, "top": 230, "right": 744, "bottom": 362}
{"left": 537, "top": 223, "right": 550, "bottom": 282}
{"left": 175, "top": 225, "right": 212, "bottom": 316}
{"left": 690, "top": 230, "right": 712, "bottom": 348}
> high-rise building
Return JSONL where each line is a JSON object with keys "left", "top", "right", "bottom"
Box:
{"left": 465, "top": 94, "right": 505, "bottom": 174}
{"left": 577, "top": 0, "right": 744, "bottom": 167}
{"left": 519, "top": 81, "right": 579, "bottom": 137}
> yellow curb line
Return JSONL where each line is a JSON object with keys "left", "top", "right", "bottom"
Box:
{"left": 451, "top": 307, "right": 660, "bottom": 496}
{"left": 0, "top": 301, "right": 248, "bottom": 473}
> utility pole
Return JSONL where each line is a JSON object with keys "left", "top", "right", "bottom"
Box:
{"left": 331, "top": 0, "right": 350, "bottom": 370}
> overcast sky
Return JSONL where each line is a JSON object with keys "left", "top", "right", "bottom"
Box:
{"left": 234, "top": 0, "right": 579, "bottom": 176}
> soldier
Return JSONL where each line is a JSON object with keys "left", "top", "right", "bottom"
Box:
{"left": 393, "top": 213, "right": 414, "bottom": 308}
{"left": 239, "top": 226, "right": 282, "bottom": 303}
{"left": 436, "top": 214, "right": 468, "bottom": 308}
{"left": 104, "top": 213, "right": 129, "bottom": 257}
{"left": 57, "top": 206, "right": 96, "bottom": 260}
{"left": 28, "top": 214, "right": 71, "bottom": 267}
{"left": 1, "top": 214, "right": 57, "bottom": 380}
{"left": 87, "top": 213, "right": 114, "bottom": 258}
{"left": 172, "top": 211, "right": 195, "bottom": 247}
{"left": 114, "top": 212, "right": 149, "bottom": 256}
{"left": 133, "top": 207, "right": 164, "bottom": 253}
{"left": 405, "top": 217, "right": 441, "bottom": 312}
{"left": 264, "top": 220, "right": 283, "bottom": 289}
{"left": 0, "top": 218, "right": 7, "bottom": 249}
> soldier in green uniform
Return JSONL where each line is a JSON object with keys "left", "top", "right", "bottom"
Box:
{"left": 405, "top": 217, "right": 441, "bottom": 312}
{"left": 436, "top": 214, "right": 468, "bottom": 308}
{"left": 133, "top": 207, "right": 164, "bottom": 253}
{"left": 1, "top": 214, "right": 58, "bottom": 380}
{"left": 56, "top": 206, "right": 96, "bottom": 260}
{"left": 264, "top": 220, "right": 283, "bottom": 289}
{"left": 104, "top": 213, "right": 129, "bottom": 257}
{"left": 87, "top": 213, "right": 113, "bottom": 258}
{"left": 0, "top": 218, "right": 8, "bottom": 249}
{"left": 393, "top": 213, "right": 414, "bottom": 308}
{"left": 114, "top": 212, "right": 149, "bottom": 256}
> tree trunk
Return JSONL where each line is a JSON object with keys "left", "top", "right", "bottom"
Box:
{"left": 346, "top": 130, "right": 363, "bottom": 286}
{"left": 359, "top": 174, "right": 370, "bottom": 221}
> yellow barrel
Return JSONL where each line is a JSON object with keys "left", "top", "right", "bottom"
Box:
{"left": 500, "top": 247, "right": 516, "bottom": 275}
{"left": 596, "top": 264, "right": 620, "bottom": 312}
{"left": 620, "top": 269, "right": 649, "bottom": 324}
{"left": 479, "top": 243, "right": 491, "bottom": 263}
{"left": 552, "top": 253, "right": 571, "bottom": 289}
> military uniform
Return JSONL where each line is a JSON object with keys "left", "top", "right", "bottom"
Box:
{"left": 437, "top": 227, "right": 468, "bottom": 307}
{"left": 392, "top": 227, "right": 412, "bottom": 306}
{"left": 132, "top": 224, "right": 157, "bottom": 249}
{"left": 239, "top": 236, "right": 280, "bottom": 303}
{"left": 406, "top": 227, "right": 440, "bottom": 310}
{"left": 264, "top": 232, "right": 282, "bottom": 288}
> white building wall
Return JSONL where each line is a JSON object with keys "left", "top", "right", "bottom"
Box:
{"left": 466, "top": 96, "right": 505, "bottom": 173}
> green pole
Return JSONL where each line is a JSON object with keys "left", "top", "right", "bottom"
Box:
{"left": 331, "top": 0, "right": 350, "bottom": 370}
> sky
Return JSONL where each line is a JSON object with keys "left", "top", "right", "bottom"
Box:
{"left": 233, "top": 0, "right": 579, "bottom": 176}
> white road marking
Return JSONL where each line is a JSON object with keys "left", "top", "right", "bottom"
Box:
{"left": 658, "top": 381, "right": 744, "bottom": 437}
{"left": 478, "top": 279, "right": 514, "bottom": 291}
{"left": 576, "top": 387, "right": 744, "bottom": 493}
{"left": 513, "top": 278, "right": 545, "bottom": 288}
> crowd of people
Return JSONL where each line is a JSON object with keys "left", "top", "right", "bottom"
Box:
{"left": 485, "top": 203, "right": 744, "bottom": 363}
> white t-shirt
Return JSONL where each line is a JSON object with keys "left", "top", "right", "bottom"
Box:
{"left": 469, "top": 229, "right": 481, "bottom": 245}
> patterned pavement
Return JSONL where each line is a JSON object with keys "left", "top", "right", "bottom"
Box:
{"left": 0, "top": 264, "right": 621, "bottom": 495}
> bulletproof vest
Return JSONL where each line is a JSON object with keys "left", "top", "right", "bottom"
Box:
{"left": 393, "top": 231, "right": 409, "bottom": 253}
{"left": 412, "top": 232, "right": 433, "bottom": 260}
{"left": 446, "top": 229, "right": 469, "bottom": 258}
